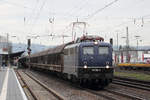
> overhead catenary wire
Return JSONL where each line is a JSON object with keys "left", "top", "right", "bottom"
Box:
{"left": 24, "top": 0, "right": 40, "bottom": 36}
{"left": 86, "top": 0, "right": 119, "bottom": 19}
{"left": 28, "top": 0, "right": 47, "bottom": 34}
{"left": 55, "top": 0, "right": 119, "bottom": 43}
{"left": 69, "top": 0, "right": 89, "bottom": 18}
{"left": 26, "top": 0, "right": 119, "bottom": 40}
{"left": 109, "top": 13, "right": 150, "bottom": 31}
{"left": 0, "top": 0, "right": 33, "bottom": 9}
{"left": 24, "top": 0, "right": 39, "bottom": 24}
{"left": 3, "top": 0, "right": 150, "bottom": 45}
{"left": 63, "top": 0, "right": 89, "bottom": 18}
{"left": 63, "top": 0, "right": 120, "bottom": 39}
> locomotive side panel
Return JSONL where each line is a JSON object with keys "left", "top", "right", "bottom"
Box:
{"left": 63, "top": 46, "right": 78, "bottom": 77}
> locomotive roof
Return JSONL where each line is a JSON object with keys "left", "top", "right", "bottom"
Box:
{"left": 64, "top": 41, "right": 111, "bottom": 49}
{"left": 80, "top": 41, "right": 111, "bottom": 46}
{"left": 30, "top": 44, "right": 65, "bottom": 57}
{"left": 80, "top": 35, "right": 104, "bottom": 41}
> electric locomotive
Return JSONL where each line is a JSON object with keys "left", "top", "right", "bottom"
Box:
{"left": 63, "top": 35, "right": 113, "bottom": 87}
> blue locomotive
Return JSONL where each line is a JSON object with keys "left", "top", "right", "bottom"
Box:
{"left": 19, "top": 35, "right": 114, "bottom": 88}
{"left": 63, "top": 36, "right": 113, "bottom": 87}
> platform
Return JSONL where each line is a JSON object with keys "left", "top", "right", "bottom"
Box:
{"left": 0, "top": 67, "right": 27, "bottom": 100}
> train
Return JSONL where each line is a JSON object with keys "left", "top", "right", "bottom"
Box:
{"left": 18, "top": 35, "right": 114, "bottom": 88}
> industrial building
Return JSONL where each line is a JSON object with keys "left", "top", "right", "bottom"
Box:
{"left": 113, "top": 48, "right": 150, "bottom": 64}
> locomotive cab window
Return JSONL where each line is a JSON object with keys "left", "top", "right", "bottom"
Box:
{"left": 83, "top": 47, "right": 94, "bottom": 55}
{"left": 99, "top": 47, "right": 109, "bottom": 55}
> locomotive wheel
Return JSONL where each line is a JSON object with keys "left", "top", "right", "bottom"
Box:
{"left": 71, "top": 75, "right": 78, "bottom": 83}
{"left": 79, "top": 79, "right": 87, "bottom": 87}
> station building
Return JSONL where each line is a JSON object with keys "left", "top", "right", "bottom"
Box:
{"left": 0, "top": 35, "right": 12, "bottom": 66}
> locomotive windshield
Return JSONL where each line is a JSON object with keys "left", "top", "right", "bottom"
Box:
{"left": 83, "top": 47, "right": 94, "bottom": 55}
{"left": 99, "top": 47, "right": 109, "bottom": 54}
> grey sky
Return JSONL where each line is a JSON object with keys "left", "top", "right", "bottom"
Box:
{"left": 0, "top": 0, "right": 150, "bottom": 46}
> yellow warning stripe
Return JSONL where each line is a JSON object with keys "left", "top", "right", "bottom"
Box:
{"left": 118, "top": 63, "right": 150, "bottom": 67}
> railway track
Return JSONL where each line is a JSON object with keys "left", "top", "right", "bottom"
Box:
{"left": 16, "top": 70, "right": 65, "bottom": 100}
{"left": 28, "top": 70, "right": 116, "bottom": 100}
{"left": 16, "top": 70, "right": 37, "bottom": 100}
{"left": 113, "top": 76, "right": 150, "bottom": 91}
{"left": 84, "top": 88, "right": 145, "bottom": 100}
{"left": 104, "top": 89, "right": 145, "bottom": 100}
{"left": 63, "top": 79, "right": 146, "bottom": 100}
{"left": 17, "top": 69, "right": 148, "bottom": 100}
{"left": 24, "top": 70, "right": 112, "bottom": 100}
{"left": 26, "top": 70, "right": 136, "bottom": 100}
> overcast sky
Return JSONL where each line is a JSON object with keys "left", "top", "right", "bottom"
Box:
{"left": 0, "top": 0, "right": 150, "bottom": 46}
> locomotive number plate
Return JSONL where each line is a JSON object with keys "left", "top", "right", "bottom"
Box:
{"left": 91, "top": 69, "right": 101, "bottom": 72}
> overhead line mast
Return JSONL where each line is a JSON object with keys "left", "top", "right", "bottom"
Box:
{"left": 126, "top": 27, "right": 130, "bottom": 63}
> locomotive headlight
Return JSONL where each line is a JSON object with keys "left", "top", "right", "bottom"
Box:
{"left": 84, "top": 65, "right": 87, "bottom": 69}
{"left": 106, "top": 65, "right": 109, "bottom": 69}
{"left": 94, "top": 41, "right": 98, "bottom": 45}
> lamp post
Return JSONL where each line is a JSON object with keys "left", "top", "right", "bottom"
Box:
{"left": 115, "top": 30, "right": 120, "bottom": 51}
{"left": 121, "top": 36, "right": 130, "bottom": 63}
{"left": 134, "top": 35, "right": 141, "bottom": 62}
{"left": 134, "top": 35, "right": 141, "bottom": 50}
{"left": 6, "top": 33, "right": 13, "bottom": 67}
{"left": 7, "top": 33, "right": 10, "bottom": 67}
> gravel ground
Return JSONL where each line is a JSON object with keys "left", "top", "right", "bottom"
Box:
{"left": 18, "top": 71, "right": 59, "bottom": 100}
{"left": 96, "top": 90, "right": 131, "bottom": 100}
{"left": 25, "top": 69, "right": 110, "bottom": 100}
{"left": 16, "top": 71, "right": 35, "bottom": 100}
{"left": 19, "top": 69, "right": 150, "bottom": 100}
{"left": 107, "top": 83, "right": 150, "bottom": 100}
{"left": 115, "top": 67, "right": 150, "bottom": 76}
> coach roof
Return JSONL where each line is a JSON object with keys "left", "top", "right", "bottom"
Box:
{"left": 30, "top": 41, "right": 74, "bottom": 57}
{"left": 30, "top": 44, "right": 65, "bottom": 57}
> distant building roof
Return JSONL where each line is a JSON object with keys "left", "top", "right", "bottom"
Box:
{"left": 0, "top": 48, "right": 8, "bottom": 54}
{"left": 10, "top": 51, "right": 25, "bottom": 58}
{"left": 0, "top": 51, "right": 25, "bottom": 58}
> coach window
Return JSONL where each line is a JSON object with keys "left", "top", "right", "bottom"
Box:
{"left": 43, "top": 56, "right": 45, "bottom": 64}
{"left": 64, "top": 49, "right": 69, "bottom": 55}
{"left": 70, "top": 48, "right": 74, "bottom": 55}
{"left": 83, "top": 47, "right": 94, "bottom": 55}
{"left": 38, "top": 57, "right": 40, "bottom": 63}
{"left": 99, "top": 47, "right": 109, "bottom": 55}
{"left": 35, "top": 57, "right": 38, "bottom": 63}
{"left": 47, "top": 55, "right": 51, "bottom": 64}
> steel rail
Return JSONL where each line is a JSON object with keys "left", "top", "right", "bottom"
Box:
{"left": 113, "top": 79, "right": 150, "bottom": 91}
{"left": 24, "top": 71, "right": 65, "bottom": 100}
{"left": 84, "top": 89, "right": 117, "bottom": 100}
{"left": 104, "top": 89, "right": 144, "bottom": 100}
{"left": 15, "top": 70, "right": 38, "bottom": 100}
{"left": 28, "top": 70, "right": 117, "bottom": 100}
{"left": 114, "top": 76, "right": 150, "bottom": 84}
{"left": 113, "top": 77, "right": 150, "bottom": 91}
{"left": 25, "top": 70, "right": 146, "bottom": 100}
